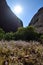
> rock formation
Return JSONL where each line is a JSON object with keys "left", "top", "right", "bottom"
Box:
{"left": 29, "top": 7, "right": 43, "bottom": 33}
{"left": 0, "top": 0, "right": 23, "bottom": 32}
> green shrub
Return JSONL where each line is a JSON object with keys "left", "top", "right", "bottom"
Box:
{"left": 4, "top": 32, "right": 14, "bottom": 40}
{"left": 0, "top": 27, "right": 40, "bottom": 41}
{"left": 17, "top": 27, "right": 25, "bottom": 40}
{"left": 0, "top": 28, "right": 5, "bottom": 40}
{"left": 40, "top": 35, "right": 43, "bottom": 39}
{"left": 39, "top": 35, "right": 43, "bottom": 44}
{"left": 14, "top": 26, "right": 39, "bottom": 41}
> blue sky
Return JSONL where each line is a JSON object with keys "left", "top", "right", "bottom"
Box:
{"left": 6, "top": 0, "right": 43, "bottom": 27}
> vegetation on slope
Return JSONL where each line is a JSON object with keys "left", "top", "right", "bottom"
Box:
{"left": 0, "top": 26, "right": 43, "bottom": 42}
{"left": 0, "top": 26, "right": 43, "bottom": 65}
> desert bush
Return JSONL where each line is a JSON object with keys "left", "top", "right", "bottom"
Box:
{"left": 14, "top": 26, "right": 39, "bottom": 41}
{"left": 4, "top": 32, "right": 14, "bottom": 40}
{"left": 0, "top": 41, "right": 43, "bottom": 65}
{"left": 40, "top": 35, "right": 43, "bottom": 39}
{"left": 24, "top": 26, "right": 39, "bottom": 41}
{"left": 40, "top": 35, "right": 43, "bottom": 44}
{"left": 0, "top": 28, "right": 5, "bottom": 40}
{"left": 0, "top": 27, "right": 41, "bottom": 41}
{"left": 14, "top": 27, "right": 26, "bottom": 40}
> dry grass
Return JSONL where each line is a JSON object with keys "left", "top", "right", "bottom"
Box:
{"left": 0, "top": 40, "right": 43, "bottom": 65}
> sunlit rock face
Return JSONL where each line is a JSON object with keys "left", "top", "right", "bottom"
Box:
{"left": 0, "top": 0, "right": 23, "bottom": 32}
{"left": 29, "top": 7, "right": 43, "bottom": 33}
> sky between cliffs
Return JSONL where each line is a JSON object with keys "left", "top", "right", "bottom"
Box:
{"left": 6, "top": 0, "right": 43, "bottom": 27}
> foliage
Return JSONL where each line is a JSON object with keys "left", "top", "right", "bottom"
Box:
{"left": 39, "top": 35, "right": 43, "bottom": 44}
{"left": 0, "top": 41, "right": 43, "bottom": 65}
{"left": 0, "top": 26, "right": 42, "bottom": 41}
{"left": 40, "top": 35, "right": 43, "bottom": 39}
{"left": 14, "top": 26, "right": 40, "bottom": 41}
{"left": 24, "top": 26, "right": 39, "bottom": 41}
{"left": 4, "top": 32, "right": 15, "bottom": 40}
{"left": 14, "top": 27, "right": 26, "bottom": 40}
{"left": 0, "top": 28, "right": 5, "bottom": 40}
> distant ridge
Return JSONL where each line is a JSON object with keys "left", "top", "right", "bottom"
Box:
{"left": 0, "top": 0, "right": 23, "bottom": 32}
{"left": 29, "top": 7, "right": 43, "bottom": 33}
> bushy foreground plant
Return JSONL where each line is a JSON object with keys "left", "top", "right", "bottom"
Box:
{"left": 0, "top": 41, "right": 43, "bottom": 65}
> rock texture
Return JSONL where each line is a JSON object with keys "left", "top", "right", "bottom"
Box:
{"left": 0, "top": 0, "right": 23, "bottom": 32}
{"left": 29, "top": 7, "right": 43, "bottom": 33}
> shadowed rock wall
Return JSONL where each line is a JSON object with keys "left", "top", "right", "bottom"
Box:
{"left": 29, "top": 7, "right": 43, "bottom": 33}
{"left": 0, "top": 0, "right": 23, "bottom": 32}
